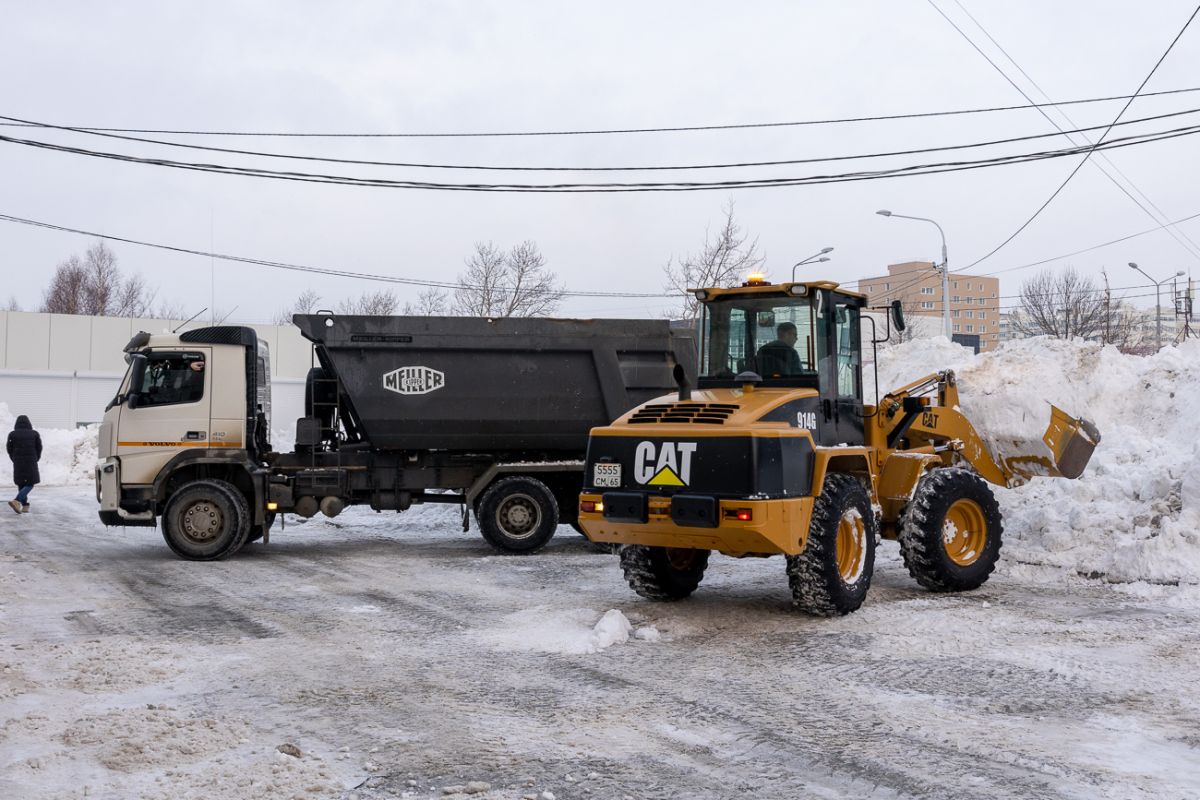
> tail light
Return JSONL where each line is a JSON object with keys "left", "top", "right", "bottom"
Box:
{"left": 724, "top": 508, "right": 753, "bottom": 521}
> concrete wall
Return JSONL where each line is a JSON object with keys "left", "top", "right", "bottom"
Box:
{"left": 0, "top": 311, "right": 311, "bottom": 431}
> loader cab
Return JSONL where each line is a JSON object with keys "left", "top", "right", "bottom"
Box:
{"left": 695, "top": 280, "right": 865, "bottom": 446}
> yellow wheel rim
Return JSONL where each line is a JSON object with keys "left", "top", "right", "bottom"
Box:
{"left": 835, "top": 511, "right": 866, "bottom": 583}
{"left": 943, "top": 499, "right": 988, "bottom": 566}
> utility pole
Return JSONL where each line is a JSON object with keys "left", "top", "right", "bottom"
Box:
{"left": 1102, "top": 269, "right": 1111, "bottom": 344}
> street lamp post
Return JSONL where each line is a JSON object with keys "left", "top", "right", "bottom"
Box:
{"left": 877, "top": 210, "right": 951, "bottom": 339}
{"left": 1129, "top": 262, "right": 1185, "bottom": 349}
{"left": 791, "top": 247, "right": 834, "bottom": 282}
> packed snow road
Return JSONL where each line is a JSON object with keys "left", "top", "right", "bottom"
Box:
{"left": 2, "top": 487, "right": 1199, "bottom": 800}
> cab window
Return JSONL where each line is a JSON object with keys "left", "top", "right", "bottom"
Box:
{"left": 135, "top": 352, "right": 206, "bottom": 407}
{"left": 700, "top": 296, "right": 817, "bottom": 382}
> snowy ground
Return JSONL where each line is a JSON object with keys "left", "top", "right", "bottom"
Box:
{"left": 2, "top": 487, "right": 1199, "bottom": 800}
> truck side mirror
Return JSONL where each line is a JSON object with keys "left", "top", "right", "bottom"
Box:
{"left": 890, "top": 300, "right": 906, "bottom": 332}
{"left": 126, "top": 353, "right": 148, "bottom": 409}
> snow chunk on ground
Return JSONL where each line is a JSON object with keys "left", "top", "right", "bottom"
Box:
{"left": 480, "top": 608, "right": 643, "bottom": 655}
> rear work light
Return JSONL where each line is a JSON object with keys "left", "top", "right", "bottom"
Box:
{"left": 724, "top": 508, "right": 753, "bottom": 521}
{"left": 580, "top": 500, "right": 605, "bottom": 513}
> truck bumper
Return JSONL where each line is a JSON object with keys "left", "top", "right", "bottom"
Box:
{"left": 578, "top": 493, "right": 815, "bottom": 557}
{"left": 96, "top": 458, "right": 156, "bottom": 527}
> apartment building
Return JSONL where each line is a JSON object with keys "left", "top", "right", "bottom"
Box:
{"left": 858, "top": 261, "right": 1001, "bottom": 351}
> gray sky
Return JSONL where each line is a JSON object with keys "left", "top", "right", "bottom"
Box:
{"left": 2, "top": 0, "right": 1198, "bottom": 322}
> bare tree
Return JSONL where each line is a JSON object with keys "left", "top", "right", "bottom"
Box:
{"left": 337, "top": 289, "right": 400, "bottom": 316}
{"left": 272, "top": 289, "right": 323, "bottom": 325}
{"left": 41, "top": 241, "right": 159, "bottom": 316}
{"left": 453, "top": 240, "right": 563, "bottom": 317}
{"left": 5, "top": 296, "right": 21, "bottom": 312}
{"left": 403, "top": 287, "right": 450, "bottom": 315}
{"left": 664, "top": 201, "right": 765, "bottom": 319}
{"left": 1013, "top": 268, "right": 1106, "bottom": 340}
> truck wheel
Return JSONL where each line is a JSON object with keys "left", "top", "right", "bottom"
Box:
{"left": 161, "top": 479, "right": 251, "bottom": 561}
{"left": 246, "top": 511, "right": 276, "bottom": 544}
{"left": 898, "top": 468, "right": 1003, "bottom": 592}
{"left": 786, "top": 473, "right": 876, "bottom": 616}
{"left": 619, "top": 545, "right": 710, "bottom": 601}
{"left": 477, "top": 476, "right": 560, "bottom": 554}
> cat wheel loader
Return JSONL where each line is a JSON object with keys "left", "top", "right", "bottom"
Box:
{"left": 577, "top": 276, "right": 1100, "bottom": 615}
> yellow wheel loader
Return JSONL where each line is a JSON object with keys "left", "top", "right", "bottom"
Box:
{"left": 577, "top": 277, "right": 1100, "bottom": 615}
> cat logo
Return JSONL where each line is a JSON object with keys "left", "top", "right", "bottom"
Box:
{"left": 382, "top": 366, "right": 445, "bottom": 395}
{"left": 634, "top": 441, "right": 697, "bottom": 487}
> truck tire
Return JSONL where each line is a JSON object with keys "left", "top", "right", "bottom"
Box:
{"left": 786, "top": 473, "right": 876, "bottom": 616}
{"left": 619, "top": 545, "right": 710, "bottom": 601}
{"left": 476, "top": 476, "right": 560, "bottom": 554}
{"left": 898, "top": 467, "right": 1003, "bottom": 592}
{"left": 161, "top": 479, "right": 251, "bottom": 561}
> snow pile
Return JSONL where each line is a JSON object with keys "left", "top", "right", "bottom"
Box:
{"left": 481, "top": 608, "right": 657, "bottom": 655}
{"left": 0, "top": 402, "right": 98, "bottom": 487}
{"left": 874, "top": 336, "right": 1200, "bottom": 585}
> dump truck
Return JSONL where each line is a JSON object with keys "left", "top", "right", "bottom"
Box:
{"left": 577, "top": 276, "right": 1100, "bottom": 615}
{"left": 96, "top": 314, "right": 694, "bottom": 560}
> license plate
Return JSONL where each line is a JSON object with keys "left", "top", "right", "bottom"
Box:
{"left": 593, "top": 463, "right": 622, "bottom": 488}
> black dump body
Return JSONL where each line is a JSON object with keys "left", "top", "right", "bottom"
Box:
{"left": 293, "top": 314, "right": 696, "bottom": 453}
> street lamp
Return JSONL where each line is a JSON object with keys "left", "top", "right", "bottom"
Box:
{"left": 877, "top": 210, "right": 951, "bottom": 339}
{"left": 1129, "top": 262, "right": 1186, "bottom": 349}
{"left": 791, "top": 247, "right": 834, "bottom": 282}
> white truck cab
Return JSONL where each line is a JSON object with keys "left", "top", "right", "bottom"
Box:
{"left": 97, "top": 326, "right": 272, "bottom": 559}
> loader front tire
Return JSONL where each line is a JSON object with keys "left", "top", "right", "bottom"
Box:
{"left": 787, "top": 473, "right": 876, "bottom": 616}
{"left": 898, "top": 467, "right": 1003, "bottom": 592}
{"left": 619, "top": 545, "right": 710, "bottom": 601}
{"left": 161, "top": 479, "right": 250, "bottom": 561}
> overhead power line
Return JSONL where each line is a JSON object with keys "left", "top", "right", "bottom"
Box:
{"left": 2, "top": 86, "right": 1199, "bottom": 139}
{"left": 5, "top": 107, "right": 1198, "bottom": 172}
{"left": 933, "top": 0, "right": 1200, "bottom": 269}
{"left": 943, "top": 0, "right": 1200, "bottom": 264}
{"left": 848, "top": 207, "right": 1200, "bottom": 286}
{"left": 3, "top": 121, "right": 1198, "bottom": 192}
{"left": 0, "top": 212, "right": 676, "bottom": 299}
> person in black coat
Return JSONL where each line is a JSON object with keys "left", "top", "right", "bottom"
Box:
{"left": 7, "top": 415, "right": 42, "bottom": 514}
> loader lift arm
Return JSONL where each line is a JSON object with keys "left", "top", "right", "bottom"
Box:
{"left": 872, "top": 370, "right": 1100, "bottom": 489}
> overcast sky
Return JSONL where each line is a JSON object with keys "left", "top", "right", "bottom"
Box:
{"left": 2, "top": 0, "right": 1198, "bottom": 322}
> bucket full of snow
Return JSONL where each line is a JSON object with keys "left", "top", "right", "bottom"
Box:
{"left": 996, "top": 406, "right": 1101, "bottom": 484}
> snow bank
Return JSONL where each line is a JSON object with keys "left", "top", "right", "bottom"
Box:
{"left": 0, "top": 402, "right": 97, "bottom": 488}
{"left": 873, "top": 336, "right": 1200, "bottom": 585}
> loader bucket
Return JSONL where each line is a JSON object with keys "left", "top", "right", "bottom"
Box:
{"left": 997, "top": 406, "right": 1101, "bottom": 483}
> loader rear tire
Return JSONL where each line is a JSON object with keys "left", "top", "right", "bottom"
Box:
{"left": 619, "top": 545, "right": 710, "bottom": 601}
{"left": 787, "top": 473, "right": 876, "bottom": 616}
{"left": 161, "top": 479, "right": 250, "bottom": 561}
{"left": 898, "top": 467, "right": 1003, "bottom": 592}
{"left": 477, "top": 476, "right": 559, "bottom": 554}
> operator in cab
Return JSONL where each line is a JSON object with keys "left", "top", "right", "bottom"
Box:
{"left": 755, "top": 321, "right": 803, "bottom": 377}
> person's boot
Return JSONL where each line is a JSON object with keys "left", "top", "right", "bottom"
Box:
{"left": 7, "top": 500, "right": 20, "bottom": 514}
{"left": 21, "top": 504, "right": 30, "bottom": 514}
